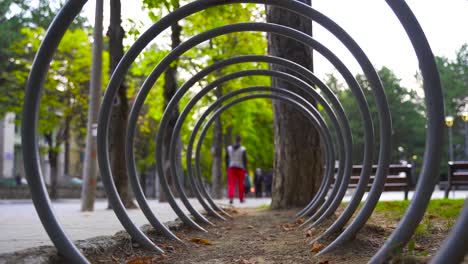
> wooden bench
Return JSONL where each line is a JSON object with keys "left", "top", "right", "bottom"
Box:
{"left": 444, "top": 161, "right": 468, "bottom": 198}
{"left": 334, "top": 164, "right": 413, "bottom": 200}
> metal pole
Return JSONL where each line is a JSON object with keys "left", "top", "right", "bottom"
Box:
{"left": 465, "top": 121, "right": 468, "bottom": 160}
{"left": 448, "top": 126, "right": 454, "bottom": 161}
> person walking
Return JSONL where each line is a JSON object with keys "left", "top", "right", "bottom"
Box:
{"left": 226, "top": 134, "right": 248, "bottom": 204}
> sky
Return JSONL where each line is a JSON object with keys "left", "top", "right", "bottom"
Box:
{"left": 82, "top": 0, "right": 468, "bottom": 91}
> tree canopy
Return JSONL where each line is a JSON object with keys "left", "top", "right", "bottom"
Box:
{"left": 0, "top": 0, "right": 465, "bottom": 191}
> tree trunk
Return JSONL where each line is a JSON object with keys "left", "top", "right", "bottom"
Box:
{"left": 267, "top": 0, "right": 324, "bottom": 209}
{"left": 49, "top": 153, "right": 59, "bottom": 200}
{"left": 160, "top": 15, "right": 182, "bottom": 202}
{"left": 224, "top": 125, "right": 232, "bottom": 148}
{"left": 64, "top": 120, "right": 70, "bottom": 180}
{"left": 46, "top": 134, "right": 59, "bottom": 200}
{"left": 108, "top": 0, "right": 135, "bottom": 209}
{"left": 81, "top": 0, "right": 103, "bottom": 212}
{"left": 211, "top": 86, "right": 223, "bottom": 199}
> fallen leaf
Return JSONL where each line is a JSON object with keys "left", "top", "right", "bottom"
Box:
{"left": 310, "top": 242, "right": 324, "bottom": 253}
{"left": 296, "top": 218, "right": 305, "bottom": 225}
{"left": 427, "top": 214, "right": 437, "bottom": 219}
{"left": 126, "top": 256, "right": 155, "bottom": 264}
{"left": 415, "top": 244, "right": 425, "bottom": 251}
{"left": 281, "top": 223, "right": 295, "bottom": 231}
{"left": 224, "top": 207, "right": 240, "bottom": 214}
{"left": 310, "top": 228, "right": 317, "bottom": 234}
{"left": 189, "top": 237, "right": 213, "bottom": 245}
{"left": 246, "top": 225, "right": 255, "bottom": 229}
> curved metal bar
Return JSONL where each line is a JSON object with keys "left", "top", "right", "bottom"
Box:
{"left": 181, "top": 70, "right": 341, "bottom": 220}
{"left": 99, "top": 0, "right": 386, "bottom": 245}
{"left": 175, "top": 68, "right": 346, "bottom": 220}
{"left": 125, "top": 112, "right": 186, "bottom": 239}
{"left": 20, "top": 0, "right": 445, "bottom": 262}
{"left": 169, "top": 56, "right": 341, "bottom": 218}
{"left": 192, "top": 88, "right": 334, "bottom": 210}
{"left": 125, "top": 22, "right": 375, "bottom": 234}
{"left": 168, "top": 93, "right": 228, "bottom": 220}
{"left": 190, "top": 91, "right": 334, "bottom": 212}
{"left": 429, "top": 199, "right": 468, "bottom": 263}
{"left": 194, "top": 89, "right": 334, "bottom": 196}
{"left": 126, "top": 85, "right": 215, "bottom": 228}
{"left": 365, "top": 0, "right": 445, "bottom": 261}
{"left": 167, "top": 56, "right": 351, "bottom": 218}
{"left": 21, "top": 1, "right": 92, "bottom": 263}
{"left": 174, "top": 68, "right": 349, "bottom": 222}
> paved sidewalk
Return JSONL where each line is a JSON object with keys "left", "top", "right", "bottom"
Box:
{"left": 0, "top": 197, "right": 271, "bottom": 254}
{"left": 1, "top": 189, "right": 466, "bottom": 255}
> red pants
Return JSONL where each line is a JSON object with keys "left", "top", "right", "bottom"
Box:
{"left": 227, "top": 167, "right": 246, "bottom": 201}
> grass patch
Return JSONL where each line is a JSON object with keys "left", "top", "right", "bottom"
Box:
{"left": 374, "top": 198, "right": 464, "bottom": 237}
{"left": 374, "top": 199, "right": 464, "bottom": 220}
{"left": 257, "top": 204, "right": 271, "bottom": 210}
{"left": 372, "top": 199, "right": 464, "bottom": 258}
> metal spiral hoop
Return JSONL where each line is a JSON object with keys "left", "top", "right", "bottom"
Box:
{"left": 20, "top": 0, "right": 458, "bottom": 263}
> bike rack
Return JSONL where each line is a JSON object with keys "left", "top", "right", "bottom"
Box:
{"left": 21, "top": 0, "right": 463, "bottom": 263}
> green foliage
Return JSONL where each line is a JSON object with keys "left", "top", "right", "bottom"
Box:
{"left": 325, "top": 66, "right": 427, "bottom": 169}
{"left": 8, "top": 27, "right": 108, "bottom": 140}
{"left": 325, "top": 44, "right": 467, "bottom": 177}
{"left": 0, "top": 0, "right": 93, "bottom": 144}
{"left": 136, "top": 2, "right": 272, "bottom": 184}
{"left": 433, "top": 45, "right": 467, "bottom": 164}
{"left": 407, "top": 239, "right": 415, "bottom": 254}
{"left": 436, "top": 44, "right": 467, "bottom": 116}
{"left": 181, "top": 4, "right": 271, "bottom": 179}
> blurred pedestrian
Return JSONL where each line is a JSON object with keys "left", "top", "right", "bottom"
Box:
{"left": 264, "top": 169, "right": 273, "bottom": 197}
{"left": 244, "top": 172, "right": 251, "bottom": 196}
{"left": 226, "top": 134, "right": 248, "bottom": 204}
{"left": 15, "top": 174, "right": 22, "bottom": 186}
{"left": 254, "top": 168, "right": 263, "bottom": 198}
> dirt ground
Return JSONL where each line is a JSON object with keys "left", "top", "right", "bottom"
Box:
{"left": 80, "top": 205, "right": 453, "bottom": 264}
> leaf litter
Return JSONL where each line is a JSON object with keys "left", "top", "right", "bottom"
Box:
{"left": 80, "top": 205, "right": 455, "bottom": 264}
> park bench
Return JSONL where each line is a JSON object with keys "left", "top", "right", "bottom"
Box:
{"left": 444, "top": 161, "right": 468, "bottom": 198}
{"left": 335, "top": 164, "right": 413, "bottom": 200}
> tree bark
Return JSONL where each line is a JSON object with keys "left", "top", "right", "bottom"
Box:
{"left": 81, "top": 0, "right": 103, "bottom": 212}
{"left": 108, "top": 0, "right": 135, "bottom": 208}
{"left": 267, "top": 0, "right": 324, "bottom": 209}
{"left": 211, "top": 86, "right": 223, "bottom": 199}
{"left": 159, "top": 12, "right": 182, "bottom": 202}
{"left": 224, "top": 125, "right": 232, "bottom": 148}
{"left": 46, "top": 133, "right": 59, "bottom": 200}
{"left": 64, "top": 121, "right": 70, "bottom": 179}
